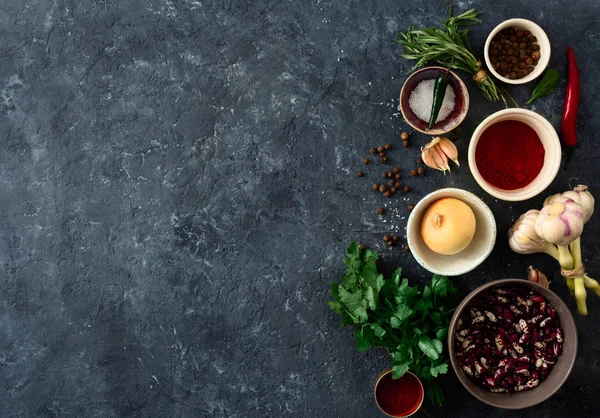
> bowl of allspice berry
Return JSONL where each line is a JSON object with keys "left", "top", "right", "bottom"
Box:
{"left": 484, "top": 18, "right": 550, "bottom": 84}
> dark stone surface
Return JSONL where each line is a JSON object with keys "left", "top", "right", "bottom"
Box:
{"left": 1, "top": 0, "right": 599, "bottom": 416}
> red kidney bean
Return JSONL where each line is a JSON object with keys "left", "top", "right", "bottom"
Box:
{"left": 555, "top": 328, "right": 563, "bottom": 343}
{"left": 539, "top": 317, "right": 553, "bottom": 328}
{"left": 531, "top": 370, "right": 539, "bottom": 379}
{"left": 530, "top": 295, "right": 544, "bottom": 303}
{"left": 484, "top": 377, "right": 496, "bottom": 387}
{"left": 514, "top": 365, "right": 530, "bottom": 376}
{"left": 519, "top": 333, "right": 531, "bottom": 345}
{"left": 519, "top": 319, "right": 529, "bottom": 334}
{"left": 510, "top": 333, "right": 520, "bottom": 343}
{"left": 506, "top": 375, "right": 515, "bottom": 385}
{"left": 526, "top": 379, "right": 540, "bottom": 389}
{"left": 547, "top": 305, "right": 556, "bottom": 318}
{"left": 494, "top": 368, "right": 506, "bottom": 381}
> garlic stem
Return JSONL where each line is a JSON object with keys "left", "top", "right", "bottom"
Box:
{"left": 584, "top": 275, "right": 600, "bottom": 297}
{"left": 557, "top": 245, "right": 574, "bottom": 271}
{"left": 542, "top": 242, "right": 560, "bottom": 261}
{"left": 574, "top": 277, "right": 588, "bottom": 315}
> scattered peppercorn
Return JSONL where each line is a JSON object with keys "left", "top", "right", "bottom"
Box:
{"left": 379, "top": 185, "right": 387, "bottom": 193}
{"left": 404, "top": 245, "right": 410, "bottom": 251}
{"left": 388, "top": 241, "right": 394, "bottom": 247}
{"left": 388, "top": 180, "right": 394, "bottom": 186}
{"left": 387, "top": 171, "right": 393, "bottom": 178}
{"left": 408, "top": 204, "right": 415, "bottom": 211}
{"left": 402, "top": 140, "right": 410, "bottom": 148}
{"left": 384, "top": 143, "right": 392, "bottom": 151}
{"left": 393, "top": 236, "right": 399, "bottom": 242}
{"left": 381, "top": 157, "right": 388, "bottom": 164}
{"left": 363, "top": 157, "right": 369, "bottom": 165}
{"left": 410, "top": 169, "right": 417, "bottom": 176}
{"left": 381, "top": 172, "right": 387, "bottom": 179}
{"left": 357, "top": 171, "right": 363, "bottom": 177}
{"left": 489, "top": 26, "right": 540, "bottom": 79}
{"left": 417, "top": 167, "right": 425, "bottom": 175}
{"left": 379, "top": 152, "right": 386, "bottom": 157}
{"left": 393, "top": 167, "right": 400, "bottom": 173}
{"left": 369, "top": 148, "right": 377, "bottom": 155}
{"left": 417, "top": 156, "right": 423, "bottom": 164}
{"left": 377, "top": 207, "right": 385, "bottom": 215}
{"left": 404, "top": 185, "right": 411, "bottom": 192}
{"left": 394, "top": 181, "right": 401, "bottom": 188}
{"left": 377, "top": 145, "right": 384, "bottom": 153}
{"left": 395, "top": 173, "right": 401, "bottom": 180}
{"left": 372, "top": 183, "right": 379, "bottom": 191}
{"left": 383, "top": 235, "right": 390, "bottom": 242}
{"left": 391, "top": 187, "right": 397, "bottom": 193}
{"left": 400, "top": 132, "right": 409, "bottom": 141}
{"left": 384, "top": 191, "right": 392, "bottom": 198}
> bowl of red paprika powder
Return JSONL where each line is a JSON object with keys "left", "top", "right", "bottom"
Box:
{"left": 374, "top": 369, "right": 424, "bottom": 417}
{"left": 468, "top": 109, "right": 561, "bottom": 201}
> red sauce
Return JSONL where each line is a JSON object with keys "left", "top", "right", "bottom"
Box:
{"left": 375, "top": 372, "right": 423, "bottom": 417}
{"left": 475, "top": 120, "right": 545, "bottom": 190}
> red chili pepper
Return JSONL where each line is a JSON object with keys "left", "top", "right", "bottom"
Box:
{"left": 561, "top": 46, "right": 579, "bottom": 148}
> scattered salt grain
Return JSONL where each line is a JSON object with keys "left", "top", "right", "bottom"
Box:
{"left": 408, "top": 79, "right": 455, "bottom": 123}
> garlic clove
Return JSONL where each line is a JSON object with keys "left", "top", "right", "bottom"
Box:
{"left": 437, "top": 137, "right": 460, "bottom": 167}
{"left": 431, "top": 144, "right": 451, "bottom": 173}
{"left": 528, "top": 266, "right": 550, "bottom": 288}
{"left": 421, "top": 146, "right": 437, "bottom": 171}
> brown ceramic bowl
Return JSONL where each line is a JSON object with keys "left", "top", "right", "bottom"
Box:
{"left": 448, "top": 279, "right": 577, "bottom": 409}
{"left": 399, "top": 66, "right": 469, "bottom": 135}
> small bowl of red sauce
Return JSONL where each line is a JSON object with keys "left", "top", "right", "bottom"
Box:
{"left": 374, "top": 369, "right": 424, "bottom": 417}
{"left": 468, "top": 109, "right": 561, "bottom": 201}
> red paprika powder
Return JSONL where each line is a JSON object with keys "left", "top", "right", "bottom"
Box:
{"left": 375, "top": 372, "right": 423, "bottom": 417}
{"left": 475, "top": 120, "right": 545, "bottom": 190}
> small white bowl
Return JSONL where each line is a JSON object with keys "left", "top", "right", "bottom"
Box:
{"left": 484, "top": 18, "right": 550, "bottom": 84}
{"left": 468, "top": 108, "right": 561, "bottom": 201}
{"left": 407, "top": 188, "right": 496, "bottom": 276}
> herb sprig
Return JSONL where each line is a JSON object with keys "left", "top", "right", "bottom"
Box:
{"left": 396, "top": 8, "right": 506, "bottom": 104}
{"left": 328, "top": 242, "right": 460, "bottom": 406}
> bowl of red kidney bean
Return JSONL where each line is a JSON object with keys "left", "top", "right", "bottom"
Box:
{"left": 448, "top": 279, "right": 577, "bottom": 409}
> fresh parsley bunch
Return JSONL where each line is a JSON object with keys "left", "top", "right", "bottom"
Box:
{"left": 328, "top": 242, "right": 460, "bottom": 406}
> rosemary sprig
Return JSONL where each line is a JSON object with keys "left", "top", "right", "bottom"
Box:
{"left": 396, "top": 8, "right": 506, "bottom": 104}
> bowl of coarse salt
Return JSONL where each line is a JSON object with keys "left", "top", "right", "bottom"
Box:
{"left": 399, "top": 66, "right": 470, "bottom": 135}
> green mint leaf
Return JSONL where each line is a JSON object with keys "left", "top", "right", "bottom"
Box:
{"left": 431, "top": 338, "right": 443, "bottom": 354}
{"left": 430, "top": 363, "right": 449, "bottom": 377}
{"left": 526, "top": 69, "right": 561, "bottom": 104}
{"left": 355, "top": 326, "right": 373, "bottom": 352}
{"left": 392, "top": 361, "right": 411, "bottom": 378}
{"left": 418, "top": 336, "right": 439, "bottom": 360}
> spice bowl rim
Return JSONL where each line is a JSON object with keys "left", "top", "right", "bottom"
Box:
{"left": 484, "top": 18, "right": 551, "bottom": 84}
{"left": 374, "top": 368, "right": 424, "bottom": 417}
{"left": 448, "top": 278, "right": 578, "bottom": 409}
{"left": 467, "top": 108, "right": 562, "bottom": 202}
{"left": 406, "top": 187, "right": 496, "bottom": 276}
{"left": 399, "top": 66, "right": 470, "bottom": 135}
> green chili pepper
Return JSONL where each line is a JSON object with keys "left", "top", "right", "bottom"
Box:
{"left": 428, "top": 72, "right": 449, "bottom": 129}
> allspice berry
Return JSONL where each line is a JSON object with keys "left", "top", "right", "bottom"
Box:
{"left": 384, "top": 144, "right": 392, "bottom": 150}
{"left": 408, "top": 204, "right": 415, "bottom": 211}
{"left": 388, "top": 241, "right": 394, "bottom": 247}
{"left": 391, "top": 187, "right": 397, "bottom": 193}
{"left": 393, "top": 167, "right": 401, "bottom": 173}
{"left": 357, "top": 171, "right": 364, "bottom": 177}
{"left": 384, "top": 191, "right": 392, "bottom": 198}
{"left": 404, "top": 185, "right": 411, "bottom": 192}
{"left": 372, "top": 183, "right": 379, "bottom": 191}
{"left": 410, "top": 169, "right": 417, "bottom": 176}
{"left": 404, "top": 245, "right": 410, "bottom": 251}
{"left": 381, "top": 172, "right": 388, "bottom": 179}
{"left": 394, "top": 181, "right": 401, "bottom": 188}
{"left": 395, "top": 173, "right": 401, "bottom": 180}
{"left": 402, "top": 140, "right": 410, "bottom": 148}
{"left": 400, "top": 132, "right": 410, "bottom": 141}
{"left": 377, "top": 207, "right": 385, "bottom": 215}
{"left": 369, "top": 148, "right": 377, "bottom": 155}
{"left": 377, "top": 145, "right": 385, "bottom": 153}
{"left": 393, "top": 236, "right": 399, "bottom": 242}
{"left": 417, "top": 156, "right": 423, "bottom": 164}
{"left": 383, "top": 235, "right": 390, "bottom": 242}
{"left": 381, "top": 157, "right": 388, "bottom": 164}
{"left": 417, "top": 167, "right": 425, "bottom": 175}
{"left": 363, "top": 157, "right": 369, "bottom": 165}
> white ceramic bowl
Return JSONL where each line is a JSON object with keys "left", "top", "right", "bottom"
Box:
{"left": 484, "top": 18, "right": 550, "bottom": 84}
{"left": 406, "top": 188, "right": 496, "bottom": 276}
{"left": 468, "top": 108, "right": 561, "bottom": 201}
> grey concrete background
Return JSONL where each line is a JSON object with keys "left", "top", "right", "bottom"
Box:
{"left": 1, "top": 0, "right": 599, "bottom": 416}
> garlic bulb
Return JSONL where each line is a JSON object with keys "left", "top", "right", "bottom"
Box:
{"left": 562, "top": 185, "right": 594, "bottom": 223}
{"left": 508, "top": 209, "right": 558, "bottom": 259}
{"left": 535, "top": 199, "right": 584, "bottom": 246}
{"left": 421, "top": 137, "right": 458, "bottom": 174}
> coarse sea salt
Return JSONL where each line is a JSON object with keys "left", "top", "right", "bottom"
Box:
{"left": 408, "top": 79, "right": 455, "bottom": 124}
